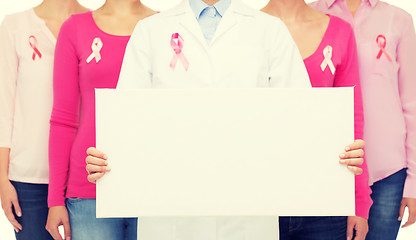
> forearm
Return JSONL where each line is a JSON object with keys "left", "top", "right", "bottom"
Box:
{"left": 351, "top": 79, "right": 371, "bottom": 218}
{"left": 355, "top": 171, "right": 372, "bottom": 218}
{"left": 48, "top": 122, "right": 77, "bottom": 207}
{"left": 353, "top": 86, "right": 371, "bottom": 218}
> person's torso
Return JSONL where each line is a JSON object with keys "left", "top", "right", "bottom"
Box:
{"left": 65, "top": 11, "right": 130, "bottom": 197}
{"left": 311, "top": 0, "right": 411, "bottom": 183}
{"left": 7, "top": 9, "right": 56, "bottom": 183}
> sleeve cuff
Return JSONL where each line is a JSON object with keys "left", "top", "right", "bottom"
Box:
{"left": 403, "top": 176, "right": 416, "bottom": 199}
{"left": 48, "top": 197, "right": 66, "bottom": 208}
{"left": 355, "top": 197, "right": 372, "bottom": 219}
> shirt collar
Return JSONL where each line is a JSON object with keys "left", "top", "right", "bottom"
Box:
{"left": 189, "top": 0, "right": 232, "bottom": 19}
{"left": 214, "top": 0, "right": 232, "bottom": 17}
{"left": 326, "top": 0, "right": 379, "bottom": 8}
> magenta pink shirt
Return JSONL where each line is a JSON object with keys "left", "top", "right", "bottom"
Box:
{"left": 303, "top": 15, "right": 372, "bottom": 218}
{"left": 311, "top": 0, "right": 416, "bottom": 200}
{"left": 48, "top": 12, "right": 130, "bottom": 207}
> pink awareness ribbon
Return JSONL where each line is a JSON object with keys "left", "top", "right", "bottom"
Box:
{"left": 86, "top": 38, "right": 103, "bottom": 63}
{"left": 169, "top": 33, "right": 189, "bottom": 71}
{"left": 29, "top": 35, "right": 42, "bottom": 60}
{"left": 320, "top": 45, "right": 336, "bottom": 75}
{"left": 376, "top": 35, "right": 392, "bottom": 62}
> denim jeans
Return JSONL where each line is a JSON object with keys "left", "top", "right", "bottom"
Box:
{"left": 366, "top": 168, "right": 407, "bottom": 240}
{"left": 66, "top": 198, "right": 138, "bottom": 240}
{"left": 279, "top": 216, "right": 347, "bottom": 240}
{"left": 10, "top": 181, "right": 53, "bottom": 240}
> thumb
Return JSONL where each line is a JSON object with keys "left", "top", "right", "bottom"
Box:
{"left": 398, "top": 201, "right": 406, "bottom": 221}
{"left": 347, "top": 220, "right": 355, "bottom": 240}
{"left": 63, "top": 219, "right": 71, "bottom": 240}
{"left": 11, "top": 198, "right": 22, "bottom": 217}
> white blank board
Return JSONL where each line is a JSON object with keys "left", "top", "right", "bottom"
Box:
{"left": 96, "top": 88, "right": 355, "bottom": 218}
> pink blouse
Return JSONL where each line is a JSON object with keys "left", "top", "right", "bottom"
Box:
{"left": 48, "top": 12, "right": 130, "bottom": 207}
{"left": 303, "top": 15, "right": 372, "bottom": 218}
{"left": 311, "top": 0, "right": 416, "bottom": 200}
{"left": 0, "top": 9, "right": 56, "bottom": 184}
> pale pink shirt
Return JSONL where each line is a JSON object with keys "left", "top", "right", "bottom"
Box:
{"left": 311, "top": 0, "right": 416, "bottom": 198}
{"left": 0, "top": 9, "right": 55, "bottom": 183}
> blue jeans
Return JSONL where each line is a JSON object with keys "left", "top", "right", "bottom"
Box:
{"left": 279, "top": 216, "right": 347, "bottom": 240}
{"left": 66, "top": 198, "right": 137, "bottom": 240}
{"left": 366, "top": 168, "right": 406, "bottom": 240}
{"left": 10, "top": 181, "right": 53, "bottom": 240}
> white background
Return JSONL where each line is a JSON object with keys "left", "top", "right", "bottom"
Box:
{"left": 0, "top": 0, "right": 415, "bottom": 239}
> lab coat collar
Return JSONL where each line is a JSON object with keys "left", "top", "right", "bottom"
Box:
{"left": 165, "top": 0, "right": 256, "bottom": 17}
{"left": 189, "top": 0, "right": 232, "bottom": 19}
{"left": 164, "top": 0, "right": 255, "bottom": 50}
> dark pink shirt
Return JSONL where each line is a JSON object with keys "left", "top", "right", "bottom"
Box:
{"left": 48, "top": 12, "right": 130, "bottom": 207}
{"left": 303, "top": 15, "right": 372, "bottom": 218}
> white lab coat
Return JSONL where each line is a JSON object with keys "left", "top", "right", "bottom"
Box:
{"left": 117, "top": 0, "right": 312, "bottom": 239}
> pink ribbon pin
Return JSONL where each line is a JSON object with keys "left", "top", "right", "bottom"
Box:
{"left": 376, "top": 35, "right": 392, "bottom": 62}
{"left": 169, "top": 33, "right": 189, "bottom": 71}
{"left": 321, "top": 45, "right": 336, "bottom": 75}
{"left": 86, "top": 38, "right": 103, "bottom": 63}
{"left": 29, "top": 36, "right": 42, "bottom": 60}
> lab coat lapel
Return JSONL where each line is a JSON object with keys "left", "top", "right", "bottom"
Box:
{"left": 210, "top": 13, "right": 236, "bottom": 46}
{"left": 176, "top": 0, "right": 210, "bottom": 51}
{"left": 210, "top": 0, "right": 255, "bottom": 46}
{"left": 210, "top": 3, "right": 237, "bottom": 46}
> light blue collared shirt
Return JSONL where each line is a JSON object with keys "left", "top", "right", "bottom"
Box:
{"left": 189, "top": 0, "right": 232, "bottom": 43}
